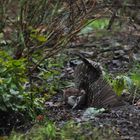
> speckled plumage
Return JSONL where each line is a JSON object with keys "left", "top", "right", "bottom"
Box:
{"left": 74, "top": 54, "right": 123, "bottom": 108}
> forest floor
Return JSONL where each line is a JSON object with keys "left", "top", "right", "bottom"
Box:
{"left": 46, "top": 24, "right": 140, "bottom": 140}
{"left": 0, "top": 24, "right": 140, "bottom": 140}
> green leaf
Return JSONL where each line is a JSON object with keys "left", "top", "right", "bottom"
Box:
{"left": 10, "top": 89, "right": 19, "bottom": 95}
{"left": 6, "top": 77, "right": 12, "bottom": 84}
{"left": 131, "top": 73, "right": 140, "bottom": 87}
{"left": 36, "top": 35, "right": 47, "bottom": 42}
{"left": 90, "top": 18, "right": 109, "bottom": 29}
{"left": 123, "top": 76, "right": 132, "bottom": 89}
{"left": 79, "top": 18, "right": 109, "bottom": 35}
{"left": 30, "top": 34, "right": 47, "bottom": 42}
{"left": 0, "top": 33, "right": 4, "bottom": 39}
{"left": 113, "top": 76, "right": 125, "bottom": 96}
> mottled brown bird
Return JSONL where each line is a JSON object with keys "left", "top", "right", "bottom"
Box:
{"left": 63, "top": 87, "right": 86, "bottom": 109}
{"left": 74, "top": 53, "right": 124, "bottom": 109}
{"left": 63, "top": 88, "right": 82, "bottom": 103}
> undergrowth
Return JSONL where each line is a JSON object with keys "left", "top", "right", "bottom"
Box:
{"left": 0, "top": 0, "right": 140, "bottom": 138}
{"left": 104, "top": 61, "right": 140, "bottom": 101}
{"left": 8, "top": 121, "right": 119, "bottom": 140}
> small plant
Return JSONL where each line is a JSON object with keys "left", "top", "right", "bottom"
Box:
{"left": 112, "top": 75, "right": 132, "bottom": 96}
{"left": 8, "top": 121, "right": 119, "bottom": 140}
{"left": 105, "top": 70, "right": 140, "bottom": 100}
{"left": 130, "top": 72, "right": 140, "bottom": 103}
{"left": 0, "top": 50, "right": 27, "bottom": 112}
{"left": 104, "top": 73, "right": 132, "bottom": 96}
{"left": 130, "top": 72, "right": 140, "bottom": 88}
{"left": 35, "top": 54, "right": 68, "bottom": 96}
{"left": 0, "top": 50, "right": 45, "bottom": 117}
{"left": 79, "top": 18, "right": 109, "bottom": 35}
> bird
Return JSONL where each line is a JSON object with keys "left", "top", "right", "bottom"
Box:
{"left": 63, "top": 88, "right": 86, "bottom": 109}
{"left": 74, "top": 53, "right": 124, "bottom": 109}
